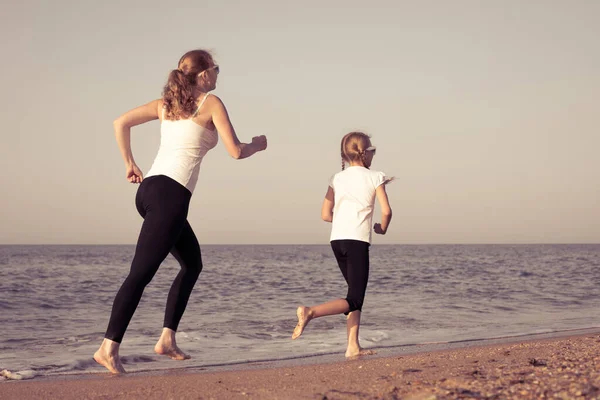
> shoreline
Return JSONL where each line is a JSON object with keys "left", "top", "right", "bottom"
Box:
{"left": 2, "top": 327, "right": 600, "bottom": 399}
{"left": 3, "top": 327, "right": 598, "bottom": 383}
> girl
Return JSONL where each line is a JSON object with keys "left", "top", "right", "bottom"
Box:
{"left": 292, "top": 131, "right": 392, "bottom": 358}
{"left": 94, "top": 49, "right": 267, "bottom": 374}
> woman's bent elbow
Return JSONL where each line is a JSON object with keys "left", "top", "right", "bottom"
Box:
{"left": 229, "top": 146, "right": 242, "bottom": 159}
{"left": 113, "top": 118, "right": 126, "bottom": 131}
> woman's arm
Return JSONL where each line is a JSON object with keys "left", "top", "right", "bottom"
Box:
{"left": 210, "top": 95, "right": 267, "bottom": 159}
{"left": 113, "top": 99, "right": 161, "bottom": 183}
{"left": 321, "top": 187, "right": 335, "bottom": 222}
{"left": 374, "top": 185, "right": 392, "bottom": 234}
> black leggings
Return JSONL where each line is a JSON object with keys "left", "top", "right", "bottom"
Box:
{"left": 331, "top": 239, "right": 370, "bottom": 313}
{"left": 105, "top": 175, "right": 203, "bottom": 343}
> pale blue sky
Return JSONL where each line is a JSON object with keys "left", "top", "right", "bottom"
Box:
{"left": 1, "top": 0, "right": 598, "bottom": 244}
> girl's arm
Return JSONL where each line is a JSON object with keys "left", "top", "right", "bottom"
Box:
{"left": 321, "top": 187, "right": 334, "bottom": 222}
{"left": 113, "top": 99, "right": 162, "bottom": 183}
{"left": 210, "top": 95, "right": 267, "bottom": 159}
{"left": 374, "top": 185, "right": 392, "bottom": 234}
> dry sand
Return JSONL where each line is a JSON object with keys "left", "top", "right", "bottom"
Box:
{"left": 1, "top": 333, "right": 599, "bottom": 399}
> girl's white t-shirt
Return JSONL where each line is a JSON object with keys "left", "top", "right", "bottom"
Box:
{"left": 329, "top": 166, "right": 387, "bottom": 244}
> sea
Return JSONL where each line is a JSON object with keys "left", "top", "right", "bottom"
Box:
{"left": 1, "top": 244, "right": 599, "bottom": 380}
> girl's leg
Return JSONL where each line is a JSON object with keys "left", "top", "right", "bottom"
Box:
{"left": 293, "top": 240, "right": 373, "bottom": 357}
{"left": 345, "top": 310, "right": 374, "bottom": 357}
{"left": 345, "top": 310, "right": 362, "bottom": 356}
{"left": 155, "top": 220, "right": 203, "bottom": 360}
{"left": 292, "top": 240, "right": 352, "bottom": 340}
{"left": 292, "top": 299, "right": 349, "bottom": 339}
{"left": 343, "top": 241, "right": 374, "bottom": 357}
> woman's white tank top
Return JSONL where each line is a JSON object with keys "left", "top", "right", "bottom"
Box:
{"left": 145, "top": 94, "right": 218, "bottom": 193}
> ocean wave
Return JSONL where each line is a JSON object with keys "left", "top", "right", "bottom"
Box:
{"left": 120, "top": 355, "right": 157, "bottom": 365}
{"left": 0, "top": 301, "right": 15, "bottom": 310}
{"left": 0, "top": 369, "right": 37, "bottom": 380}
{"left": 362, "top": 330, "right": 390, "bottom": 344}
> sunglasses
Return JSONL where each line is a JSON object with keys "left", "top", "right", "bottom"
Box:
{"left": 207, "top": 65, "right": 220, "bottom": 75}
{"left": 366, "top": 146, "right": 376, "bottom": 154}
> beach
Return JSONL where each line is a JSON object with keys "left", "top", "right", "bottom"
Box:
{"left": 2, "top": 245, "right": 599, "bottom": 398}
{"left": 2, "top": 331, "right": 599, "bottom": 399}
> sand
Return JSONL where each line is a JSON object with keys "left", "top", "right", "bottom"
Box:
{"left": 1, "top": 332, "right": 599, "bottom": 399}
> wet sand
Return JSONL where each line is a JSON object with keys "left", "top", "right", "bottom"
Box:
{"left": 2, "top": 332, "right": 599, "bottom": 399}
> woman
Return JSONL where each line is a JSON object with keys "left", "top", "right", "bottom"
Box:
{"left": 94, "top": 49, "right": 267, "bottom": 374}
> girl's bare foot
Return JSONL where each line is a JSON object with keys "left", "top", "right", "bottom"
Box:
{"left": 292, "top": 306, "right": 312, "bottom": 339}
{"left": 154, "top": 328, "right": 191, "bottom": 360}
{"left": 94, "top": 339, "right": 126, "bottom": 374}
{"left": 345, "top": 346, "right": 376, "bottom": 358}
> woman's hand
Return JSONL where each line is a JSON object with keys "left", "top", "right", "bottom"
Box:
{"left": 126, "top": 164, "right": 143, "bottom": 184}
{"left": 210, "top": 95, "right": 268, "bottom": 159}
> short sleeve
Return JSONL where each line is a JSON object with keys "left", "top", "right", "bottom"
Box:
{"left": 328, "top": 174, "right": 336, "bottom": 189}
{"left": 373, "top": 171, "right": 388, "bottom": 188}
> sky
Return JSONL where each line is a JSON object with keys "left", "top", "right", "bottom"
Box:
{"left": 0, "top": 0, "right": 598, "bottom": 245}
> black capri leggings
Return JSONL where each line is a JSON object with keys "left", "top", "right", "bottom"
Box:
{"left": 105, "top": 175, "right": 203, "bottom": 343}
{"left": 331, "top": 239, "right": 370, "bottom": 313}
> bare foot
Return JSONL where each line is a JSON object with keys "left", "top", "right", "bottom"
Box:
{"left": 154, "top": 327, "right": 191, "bottom": 360}
{"left": 94, "top": 345, "right": 126, "bottom": 374}
{"left": 154, "top": 342, "right": 191, "bottom": 360}
{"left": 345, "top": 347, "right": 376, "bottom": 358}
{"left": 292, "top": 306, "right": 312, "bottom": 340}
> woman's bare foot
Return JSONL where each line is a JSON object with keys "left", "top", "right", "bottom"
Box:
{"left": 345, "top": 346, "right": 376, "bottom": 358}
{"left": 94, "top": 339, "right": 126, "bottom": 374}
{"left": 292, "top": 306, "right": 312, "bottom": 340}
{"left": 154, "top": 343, "right": 190, "bottom": 360}
{"left": 154, "top": 327, "right": 191, "bottom": 360}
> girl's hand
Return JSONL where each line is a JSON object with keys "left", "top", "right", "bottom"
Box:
{"left": 126, "top": 164, "right": 143, "bottom": 184}
{"left": 374, "top": 223, "right": 386, "bottom": 235}
{"left": 252, "top": 135, "right": 268, "bottom": 151}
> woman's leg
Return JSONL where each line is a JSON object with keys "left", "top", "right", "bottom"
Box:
{"left": 95, "top": 176, "right": 190, "bottom": 373}
{"left": 155, "top": 220, "right": 203, "bottom": 360}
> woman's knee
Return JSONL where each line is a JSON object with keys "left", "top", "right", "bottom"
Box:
{"left": 181, "top": 255, "right": 203, "bottom": 277}
{"left": 124, "top": 269, "right": 155, "bottom": 290}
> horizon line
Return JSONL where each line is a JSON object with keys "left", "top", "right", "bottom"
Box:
{"left": 1, "top": 242, "right": 599, "bottom": 246}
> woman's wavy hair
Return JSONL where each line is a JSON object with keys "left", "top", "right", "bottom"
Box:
{"left": 162, "top": 49, "right": 214, "bottom": 120}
